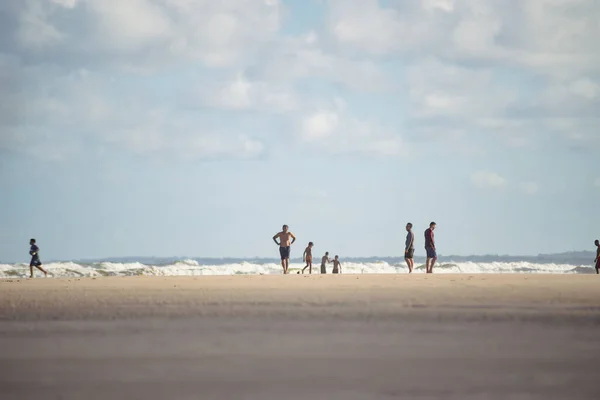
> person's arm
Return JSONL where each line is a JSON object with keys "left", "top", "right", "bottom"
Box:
{"left": 290, "top": 232, "right": 296, "bottom": 244}
{"left": 339, "top": 262, "right": 342, "bottom": 273}
{"left": 272, "top": 233, "right": 280, "bottom": 245}
{"left": 303, "top": 248, "right": 307, "bottom": 262}
{"left": 431, "top": 231, "right": 435, "bottom": 250}
{"left": 596, "top": 249, "right": 600, "bottom": 262}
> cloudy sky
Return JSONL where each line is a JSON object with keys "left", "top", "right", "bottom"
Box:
{"left": 1, "top": 0, "right": 599, "bottom": 262}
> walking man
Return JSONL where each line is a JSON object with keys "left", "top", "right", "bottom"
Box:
{"left": 595, "top": 239, "right": 599, "bottom": 275}
{"left": 405, "top": 223, "right": 415, "bottom": 273}
{"left": 320, "top": 252, "right": 331, "bottom": 274}
{"left": 273, "top": 225, "right": 296, "bottom": 274}
{"left": 424, "top": 222, "right": 437, "bottom": 274}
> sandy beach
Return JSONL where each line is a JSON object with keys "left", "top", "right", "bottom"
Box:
{"left": 1, "top": 274, "right": 599, "bottom": 399}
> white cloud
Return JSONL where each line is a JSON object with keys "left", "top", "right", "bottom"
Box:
{"left": 422, "top": 0, "right": 455, "bottom": 13}
{"left": 328, "top": 0, "right": 600, "bottom": 77}
{"left": 17, "top": 1, "right": 65, "bottom": 48}
{"left": 407, "top": 58, "right": 517, "bottom": 120}
{"left": 297, "top": 100, "right": 404, "bottom": 157}
{"left": 301, "top": 111, "right": 339, "bottom": 141}
{"left": 258, "top": 33, "right": 392, "bottom": 92}
{"left": 51, "top": 0, "right": 79, "bottom": 8}
{"left": 12, "top": 0, "right": 283, "bottom": 69}
{"left": 199, "top": 73, "right": 299, "bottom": 113}
{"left": 2, "top": 0, "right": 600, "bottom": 163}
{"left": 520, "top": 182, "right": 539, "bottom": 195}
{"left": 570, "top": 79, "right": 600, "bottom": 99}
{"left": 471, "top": 171, "right": 507, "bottom": 189}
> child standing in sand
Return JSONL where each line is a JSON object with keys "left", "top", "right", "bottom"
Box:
{"left": 301, "top": 242, "right": 314, "bottom": 274}
{"left": 29, "top": 238, "right": 48, "bottom": 278}
{"left": 332, "top": 255, "right": 342, "bottom": 274}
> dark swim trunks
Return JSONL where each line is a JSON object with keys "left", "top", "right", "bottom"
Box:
{"left": 425, "top": 247, "right": 437, "bottom": 258}
{"left": 320, "top": 264, "right": 327, "bottom": 274}
{"left": 279, "top": 246, "right": 290, "bottom": 260}
{"left": 332, "top": 268, "right": 339, "bottom": 274}
{"left": 30, "top": 256, "right": 42, "bottom": 267}
{"left": 405, "top": 248, "right": 415, "bottom": 259}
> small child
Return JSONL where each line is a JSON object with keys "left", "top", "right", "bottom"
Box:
{"left": 332, "top": 255, "right": 342, "bottom": 274}
{"left": 29, "top": 238, "right": 48, "bottom": 278}
{"left": 320, "top": 252, "right": 331, "bottom": 274}
{"left": 301, "top": 242, "right": 314, "bottom": 274}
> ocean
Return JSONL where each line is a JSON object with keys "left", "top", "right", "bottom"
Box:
{"left": 1, "top": 253, "right": 596, "bottom": 278}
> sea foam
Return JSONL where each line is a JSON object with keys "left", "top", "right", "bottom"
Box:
{"left": 0, "top": 259, "right": 594, "bottom": 278}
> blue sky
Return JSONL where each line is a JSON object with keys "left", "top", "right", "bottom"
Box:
{"left": 1, "top": 0, "right": 599, "bottom": 262}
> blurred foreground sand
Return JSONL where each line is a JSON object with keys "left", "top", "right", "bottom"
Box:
{"left": 1, "top": 274, "right": 599, "bottom": 399}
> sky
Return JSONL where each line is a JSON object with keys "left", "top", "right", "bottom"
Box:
{"left": 1, "top": 0, "right": 599, "bottom": 263}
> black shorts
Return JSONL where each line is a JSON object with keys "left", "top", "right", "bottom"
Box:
{"left": 405, "top": 248, "right": 414, "bottom": 259}
{"left": 30, "top": 257, "right": 42, "bottom": 267}
{"left": 279, "top": 246, "right": 290, "bottom": 260}
{"left": 332, "top": 268, "right": 339, "bottom": 274}
{"left": 320, "top": 264, "right": 327, "bottom": 274}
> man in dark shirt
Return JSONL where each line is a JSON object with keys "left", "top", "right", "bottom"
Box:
{"left": 29, "top": 238, "right": 48, "bottom": 278}
{"left": 404, "top": 223, "right": 415, "bottom": 273}
{"left": 424, "top": 222, "right": 437, "bottom": 273}
{"left": 595, "top": 239, "right": 599, "bottom": 275}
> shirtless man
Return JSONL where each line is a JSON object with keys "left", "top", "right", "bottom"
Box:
{"left": 272, "top": 225, "right": 296, "bottom": 274}
{"left": 301, "top": 242, "right": 314, "bottom": 274}
{"left": 594, "top": 239, "right": 599, "bottom": 275}
{"left": 332, "top": 255, "right": 342, "bottom": 274}
{"left": 320, "top": 252, "right": 331, "bottom": 274}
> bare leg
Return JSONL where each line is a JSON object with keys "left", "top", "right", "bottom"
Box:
{"left": 36, "top": 265, "right": 48, "bottom": 276}
{"left": 281, "top": 260, "right": 286, "bottom": 274}
{"left": 284, "top": 259, "right": 289, "bottom": 274}
{"left": 425, "top": 258, "right": 431, "bottom": 273}
{"left": 405, "top": 258, "right": 412, "bottom": 273}
{"left": 29, "top": 265, "right": 33, "bottom": 278}
{"left": 429, "top": 258, "right": 437, "bottom": 273}
{"left": 302, "top": 263, "right": 309, "bottom": 273}
{"left": 309, "top": 262, "right": 312, "bottom": 274}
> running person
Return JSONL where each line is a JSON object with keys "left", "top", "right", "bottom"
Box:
{"left": 424, "top": 222, "right": 437, "bottom": 273}
{"left": 272, "top": 225, "right": 296, "bottom": 274}
{"left": 29, "top": 238, "right": 48, "bottom": 278}
{"left": 404, "top": 223, "right": 415, "bottom": 273}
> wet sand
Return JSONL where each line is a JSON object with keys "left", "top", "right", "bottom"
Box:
{"left": 1, "top": 274, "right": 599, "bottom": 399}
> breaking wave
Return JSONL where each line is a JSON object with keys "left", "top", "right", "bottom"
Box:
{"left": 0, "top": 259, "right": 595, "bottom": 278}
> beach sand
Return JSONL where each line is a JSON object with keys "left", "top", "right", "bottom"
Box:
{"left": 1, "top": 274, "right": 599, "bottom": 399}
